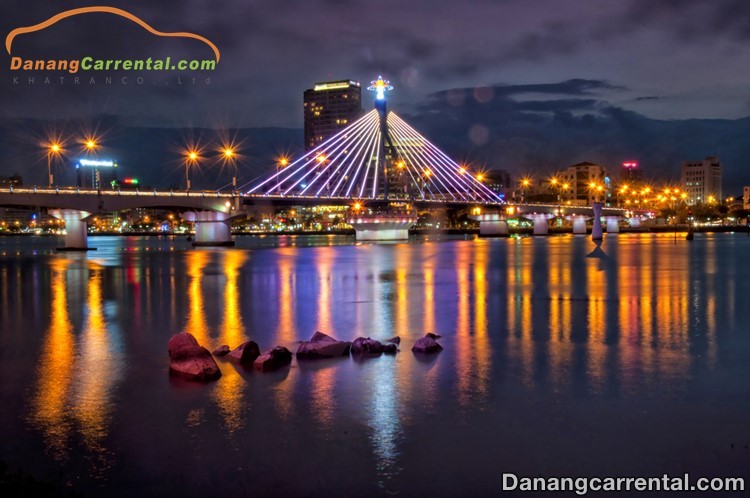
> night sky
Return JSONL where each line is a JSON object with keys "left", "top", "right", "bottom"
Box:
{"left": 2, "top": 0, "right": 750, "bottom": 188}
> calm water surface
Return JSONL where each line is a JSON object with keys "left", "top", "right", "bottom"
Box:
{"left": 0, "top": 233, "right": 748, "bottom": 497}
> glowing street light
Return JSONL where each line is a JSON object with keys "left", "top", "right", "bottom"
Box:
{"left": 184, "top": 149, "right": 200, "bottom": 190}
{"left": 276, "top": 156, "right": 290, "bottom": 193}
{"left": 221, "top": 146, "right": 237, "bottom": 191}
{"left": 519, "top": 177, "right": 532, "bottom": 203}
{"left": 476, "top": 173, "right": 484, "bottom": 182}
{"left": 46, "top": 141, "right": 63, "bottom": 187}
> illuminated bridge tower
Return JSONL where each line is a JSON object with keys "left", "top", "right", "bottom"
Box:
{"left": 246, "top": 75, "right": 502, "bottom": 241}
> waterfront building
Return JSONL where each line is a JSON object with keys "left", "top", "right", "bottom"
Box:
{"left": 0, "top": 174, "right": 22, "bottom": 187}
{"left": 75, "top": 158, "right": 119, "bottom": 189}
{"left": 744, "top": 186, "right": 750, "bottom": 210}
{"left": 303, "top": 80, "right": 363, "bottom": 151}
{"left": 484, "top": 169, "right": 513, "bottom": 199}
{"left": 681, "top": 156, "right": 722, "bottom": 204}
{"left": 555, "top": 161, "right": 609, "bottom": 205}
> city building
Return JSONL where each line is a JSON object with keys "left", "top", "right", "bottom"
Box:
{"left": 744, "top": 186, "right": 750, "bottom": 210}
{"left": 483, "top": 169, "right": 512, "bottom": 199}
{"left": 621, "top": 161, "right": 644, "bottom": 182}
{"left": 681, "top": 156, "right": 722, "bottom": 204}
{"left": 555, "top": 161, "right": 609, "bottom": 205}
{"left": 0, "top": 174, "right": 22, "bottom": 187}
{"left": 75, "top": 158, "right": 119, "bottom": 189}
{"left": 303, "top": 80, "right": 363, "bottom": 151}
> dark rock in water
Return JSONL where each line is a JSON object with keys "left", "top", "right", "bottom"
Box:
{"left": 351, "top": 337, "right": 384, "bottom": 356}
{"left": 425, "top": 332, "right": 441, "bottom": 339}
{"left": 412, "top": 334, "right": 443, "bottom": 354}
{"left": 254, "top": 346, "right": 293, "bottom": 372}
{"left": 228, "top": 341, "right": 261, "bottom": 366}
{"left": 386, "top": 336, "right": 401, "bottom": 344}
{"left": 212, "top": 345, "right": 230, "bottom": 356}
{"left": 383, "top": 343, "right": 398, "bottom": 354}
{"left": 168, "top": 332, "right": 221, "bottom": 381}
{"left": 296, "top": 331, "right": 351, "bottom": 358}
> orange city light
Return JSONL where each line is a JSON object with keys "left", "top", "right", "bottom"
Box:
{"left": 279, "top": 157, "right": 289, "bottom": 166}
{"left": 50, "top": 143, "right": 61, "bottom": 153}
{"left": 476, "top": 173, "right": 484, "bottom": 182}
{"left": 223, "top": 147, "right": 234, "bottom": 158}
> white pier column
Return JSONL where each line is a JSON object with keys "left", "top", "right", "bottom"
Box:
{"left": 49, "top": 209, "right": 93, "bottom": 251}
{"left": 570, "top": 215, "right": 588, "bottom": 234}
{"left": 527, "top": 214, "right": 551, "bottom": 235}
{"left": 347, "top": 212, "right": 416, "bottom": 241}
{"left": 183, "top": 211, "right": 234, "bottom": 246}
{"left": 591, "top": 203, "right": 603, "bottom": 240}
{"left": 629, "top": 217, "right": 641, "bottom": 228}
{"left": 468, "top": 213, "right": 509, "bottom": 237}
{"left": 605, "top": 216, "right": 620, "bottom": 233}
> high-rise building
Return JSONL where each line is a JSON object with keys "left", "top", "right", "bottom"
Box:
{"left": 484, "top": 169, "right": 512, "bottom": 198}
{"left": 555, "top": 161, "right": 608, "bottom": 205}
{"left": 75, "top": 158, "right": 119, "bottom": 189}
{"left": 681, "top": 156, "right": 722, "bottom": 204}
{"left": 621, "top": 161, "right": 644, "bottom": 182}
{"left": 304, "top": 80, "right": 363, "bottom": 151}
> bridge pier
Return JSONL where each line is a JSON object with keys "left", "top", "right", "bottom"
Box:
{"left": 468, "top": 213, "right": 509, "bottom": 237}
{"left": 347, "top": 210, "right": 416, "bottom": 241}
{"left": 605, "top": 216, "right": 620, "bottom": 233}
{"left": 568, "top": 215, "right": 588, "bottom": 234}
{"left": 183, "top": 211, "right": 234, "bottom": 247}
{"left": 629, "top": 217, "right": 642, "bottom": 228}
{"left": 527, "top": 213, "right": 553, "bottom": 235}
{"left": 591, "top": 203, "right": 603, "bottom": 240}
{"left": 49, "top": 209, "right": 93, "bottom": 251}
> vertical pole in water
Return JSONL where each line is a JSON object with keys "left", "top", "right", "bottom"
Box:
{"left": 591, "top": 202, "right": 603, "bottom": 240}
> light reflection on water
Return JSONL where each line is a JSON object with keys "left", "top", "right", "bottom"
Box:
{"left": 0, "top": 233, "right": 748, "bottom": 496}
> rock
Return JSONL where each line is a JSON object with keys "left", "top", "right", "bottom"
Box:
{"left": 386, "top": 336, "right": 401, "bottom": 344}
{"left": 228, "top": 340, "right": 261, "bottom": 366}
{"left": 212, "top": 345, "right": 230, "bottom": 356}
{"left": 383, "top": 343, "right": 398, "bottom": 354}
{"left": 425, "top": 332, "right": 441, "bottom": 339}
{"left": 296, "top": 331, "right": 351, "bottom": 358}
{"left": 351, "top": 337, "right": 384, "bottom": 356}
{"left": 412, "top": 333, "right": 443, "bottom": 354}
{"left": 168, "top": 333, "right": 221, "bottom": 381}
{"left": 254, "top": 346, "right": 293, "bottom": 372}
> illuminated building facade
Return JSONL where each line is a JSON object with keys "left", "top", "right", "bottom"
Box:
{"left": 555, "top": 162, "right": 608, "bottom": 205}
{"left": 681, "top": 156, "right": 722, "bottom": 204}
{"left": 304, "top": 80, "right": 363, "bottom": 151}
{"left": 744, "top": 186, "right": 750, "bottom": 210}
{"left": 75, "top": 158, "right": 119, "bottom": 189}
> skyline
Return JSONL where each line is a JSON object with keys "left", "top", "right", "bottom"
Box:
{"left": 3, "top": 1, "right": 750, "bottom": 190}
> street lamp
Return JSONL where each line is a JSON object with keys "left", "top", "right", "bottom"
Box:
{"left": 46, "top": 142, "right": 62, "bottom": 187}
{"left": 276, "top": 156, "right": 289, "bottom": 193}
{"left": 520, "top": 177, "right": 532, "bottom": 203}
{"left": 184, "top": 149, "right": 200, "bottom": 190}
{"left": 222, "top": 146, "right": 237, "bottom": 191}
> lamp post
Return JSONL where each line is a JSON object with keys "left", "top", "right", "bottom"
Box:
{"left": 520, "top": 177, "right": 531, "bottom": 204}
{"left": 276, "top": 156, "right": 289, "bottom": 194}
{"left": 47, "top": 142, "right": 61, "bottom": 187}
{"left": 185, "top": 150, "right": 199, "bottom": 191}
{"left": 222, "top": 147, "right": 236, "bottom": 192}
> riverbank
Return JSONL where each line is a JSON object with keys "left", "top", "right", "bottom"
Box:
{"left": 0, "top": 225, "right": 747, "bottom": 237}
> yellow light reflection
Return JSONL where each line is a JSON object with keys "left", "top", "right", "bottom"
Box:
{"left": 185, "top": 251, "right": 210, "bottom": 344}
{"left": 213, "top": 250, "right": 248, "bottom": 433}
{"left": 72, "top": 264, "right": 121, "bottom": 463}
{"left": 30, "top": 259, "right": 74, "bottom": 460}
